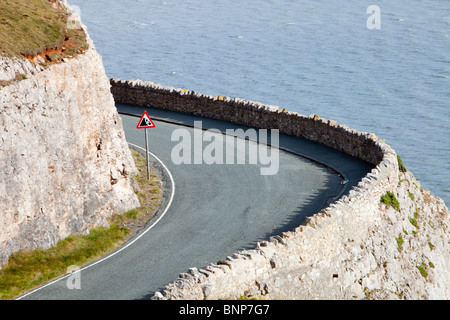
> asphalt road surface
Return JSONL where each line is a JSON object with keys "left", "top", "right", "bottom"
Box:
{"left": 19, "top": 104, "right": 373, "bottom": 300}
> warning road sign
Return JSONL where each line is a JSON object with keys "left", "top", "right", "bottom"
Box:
{"left": 136, "top": 111, "right": 156, "bottom": 129}
{"left": 136, "top": 110, "right": 155, "bottom": 180}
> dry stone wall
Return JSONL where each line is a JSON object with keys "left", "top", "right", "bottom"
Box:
{"left": 110, "top": 79, "right": 449, "bottom": 300}
{"left": 0, "top": 4, "right": 139, "bottom": 267}
{"left": 111, "top": 79, "right": 384, "bottom": 166}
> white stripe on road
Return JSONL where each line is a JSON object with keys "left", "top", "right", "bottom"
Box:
{"left": 16, "top": 143, "right": 175, "bottom": 300}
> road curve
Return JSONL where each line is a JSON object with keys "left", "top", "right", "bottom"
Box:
{"left": 19, "top": 105, "right": 373, "bottom": 300}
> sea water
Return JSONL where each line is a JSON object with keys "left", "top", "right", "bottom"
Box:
{"left": 71, "top": 0, "right": 450, "bottom": 205}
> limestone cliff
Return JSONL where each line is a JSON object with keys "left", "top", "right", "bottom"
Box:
{"left": 0, "top": 1, "right": 139, "bottom": 267}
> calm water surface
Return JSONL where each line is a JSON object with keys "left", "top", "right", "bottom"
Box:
{"left": 72, "top": 0, "right": 449, "bottom": 205}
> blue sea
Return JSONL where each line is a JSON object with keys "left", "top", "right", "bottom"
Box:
{"left": 71, "top": 0, "right": 450, "bottom": 205}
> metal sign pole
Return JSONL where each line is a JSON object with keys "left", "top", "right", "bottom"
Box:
{"left": 145, "top": 128, "right": 150, "bottom": 180}
{"left": 137, "top": 110, "right": 155, "bottom": 180}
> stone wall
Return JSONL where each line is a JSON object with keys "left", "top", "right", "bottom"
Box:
{"left": 110, "top": 79, "right": 449, "bottom": 300}
{"left": 110, "top": 79, "right": 384, "bottom": 166}
{"left": 0, "top": 3, "right": 139, "bottom": 267}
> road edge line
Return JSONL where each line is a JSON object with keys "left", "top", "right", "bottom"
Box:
{"left": 16, "top": 142, "right": 175, "bottom": 300}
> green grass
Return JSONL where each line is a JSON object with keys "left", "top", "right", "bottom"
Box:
{"left": 397, "top": 154, "right": 407, "bottom": 173}
{"left": 0, "top": 0, "right": 66, "bottom": 56}
{"left": 396, "top": 233, "right": 404, "bottom": 252}
{"left": 127, "top": 149, "right": 162, "bottom": 222}
{"left": 417, "top": 260, "right": 428, "bottom": 279}
{"left": 0, "top": 224, "right": 129, "bottom": 300}
{"left": 417, "top": 264, "right": 428, "bottom": 279}
{"left": 0, "top": 0, "right": 88, "bottom": 59}
{"left": 380, "top": 191, "right": 400, "bottom": 212}
{"left": 124, "top": 209, "right": 139, "bottom": 220}
{"left": 409, "top": 210, "right": 419, "bottom": 229}
{"left": 0, "top": 148, "right": 162, "bottom": 300}
{"left": 0, "top": 71, "right": 27, "bottom": 88}
{"left": 409, "top": 217, "right": 418, "bottom": 228}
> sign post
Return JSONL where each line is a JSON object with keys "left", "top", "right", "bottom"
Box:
{"left": 136, "top": 111, "right": 156, "bottom": 180}
{"left": 144, "top": 127, "right": 150, "bottom": 180}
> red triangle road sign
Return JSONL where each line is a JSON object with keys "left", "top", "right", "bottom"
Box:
{"left": 136, "top": 111, "right": 156, "bottom": 129}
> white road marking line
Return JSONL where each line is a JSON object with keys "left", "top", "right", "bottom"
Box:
{"left": 16, "top": 143, "right": 175, "bottom": 300}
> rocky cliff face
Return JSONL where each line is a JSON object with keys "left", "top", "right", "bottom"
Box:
{"left": 0, "top": 2, "right": 139, "bottom": 267}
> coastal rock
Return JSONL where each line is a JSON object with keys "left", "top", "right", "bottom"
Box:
{"left": 0, "top": 1, "right": 139, "bottom": 267}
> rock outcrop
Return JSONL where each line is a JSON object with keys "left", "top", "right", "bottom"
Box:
{"left": 0, "top": 1, "right": 139, "bottom": 267}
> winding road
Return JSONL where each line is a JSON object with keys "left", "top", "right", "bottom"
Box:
{"left": 19, "top": 104, "right": 373, "bottom": 300}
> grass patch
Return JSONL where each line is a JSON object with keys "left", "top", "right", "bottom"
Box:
{"left": 409, "top": 217, "right": 418, "bottom": 228}
{"left": 396, "top": 233, "right": 404, "bottom": 252}
{"left": 397, "top": 154, "right": 407, "bottom": 173}
{"left": 417, "top": 264, "right": 428, "bottom": 279}
{"left": 0, "top": 0, "right": 88, "bottom": 60}
{"left": 380, "top": 191, "right": 400, "bottom": 212}
{"left": 0, "top": 71, "right": 27, "bottom": 88}
{"left": 409, "top": 210, "right": 419, "bottom": 229}
{"left": 417, "top": 260, "right": 429, "bottom": 279}
{"left": 0, "top": 224, "right": 129, "bottom": 300}
{"left": 0, "top": 0, "right": 66, "bottom": 57}
{"left": 0, "top": 148, "right": 162, "bottom": 300}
